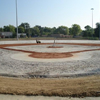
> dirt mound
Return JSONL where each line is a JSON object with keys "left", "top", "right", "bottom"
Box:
{"left": 47, "top": 46, "right": 63, "bottom": 48}
{"left": 29, "top": 52, "right": 72, "bottom": 58}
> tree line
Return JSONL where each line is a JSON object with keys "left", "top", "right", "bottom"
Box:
{"left": 0, "top": 22, "right": 100, "bottom": 39}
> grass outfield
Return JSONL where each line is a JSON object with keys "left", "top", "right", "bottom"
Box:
{"left": 0, "top": 75, "right": 100, "bottom": 97}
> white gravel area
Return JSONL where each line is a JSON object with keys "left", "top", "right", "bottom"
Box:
{"left": 0, "top": 40, "right": 100, "bottom": 44}
{"left": 0, "top": 48, "right": 100, "bottom": 77}
{"left": 0, "top": 94, "right": 100, "bottom": 100}
{"left": 0, "top": 40, "right": 100, "bottom": 78}
{"left": 10, "top": 52, "right": 92, "bottom": 62}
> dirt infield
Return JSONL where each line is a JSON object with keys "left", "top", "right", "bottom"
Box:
{"left": 0, "top": 42, "right": 100, "bottom": 97}
{"left": 0, "top": 43, "right": 100, "bottom": 59}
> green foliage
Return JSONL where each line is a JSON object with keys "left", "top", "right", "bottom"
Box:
{"left": 94, "top": 37, "right": 99, "bottom": 40}
{"left": 71, "top": 24, "right": 82, "bottom": 36}
{"left": 86, "top": 37, "right": 99, "bottom": 40}
{"left": 4, "top": 25, "right": 15, "bottom": 33}
{"left": 44, "top": 27, "right": 50, "bottom": 32}
{"left": 3, "top": 25, "right": 16, "bottom": 37}
{"left": 51, "top": 27, "right": 56, "bottom": 34}
{"left": 69, "top": 28, "right": 72, "bottom": 35}
{"left": 42, "top": 32, "right": 50, "bottom": 36}
{"left": 82, "top": 25, "right": 94, "bottom": 37}
{"left": 54, "top": 26, "right": 69, "bottom": 35}
{"left": 43, "top": 27, "right": 53, "bottom": 36}
{"left": 35, "top": 25, "right": 44, "bottom": 36}
{"left": 0, "top": 27, "right": 3, "bottom": 32}
{"left": 19, "top": 23, "right": 30, "bottom": 37}
{"left": 18, "top": 26, "right": 25, "bottom": 33}
{"left": 19, "top": 23, "right": 30, "bottom": 29}
{"left": 1, "top": 22, "right": 100, "bottom": 39}
{"left": 94, "top": 23, "right": 100, "bottom": 37}
{"left": 33, "top": 26, "right": 40, "bottom": 36}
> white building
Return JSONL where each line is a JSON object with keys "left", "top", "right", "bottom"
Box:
{"left": 0, "top": 32, "right": 13, "bottom": 38}
{"left": 18, "top": 33, "right": 27, "bottom": 38}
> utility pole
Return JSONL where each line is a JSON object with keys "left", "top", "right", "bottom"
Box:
{"left": 16, "top": 0, "right": 18, "bottom": 40}
{"left": 99, "top": 24, "right": 100, "bottom": 40}
{"left": 91, "top": 8, "right": 94, "bottom": 37}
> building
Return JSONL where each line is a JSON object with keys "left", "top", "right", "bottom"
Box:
{"left": 18, "top": 33, "right": 27, "bottom": 38}
{"left": 0, "top": 32, "right": 13, "bottom": 38}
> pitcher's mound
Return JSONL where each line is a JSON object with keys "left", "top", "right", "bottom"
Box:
{"left": 47, "top": 46, "right": 63, "bottom": 48}
{"left": 29, "top": 52, "right": 72, "bottom": 58}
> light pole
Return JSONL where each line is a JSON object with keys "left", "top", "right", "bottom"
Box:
{"left": 91, "top": 8, "right": 94, "bottom": 37}
{"left": 99, "top": 24, "right": 100, "bottom": 40}
{"left": 16, "top": 0, "right": 18, "bottom": 40}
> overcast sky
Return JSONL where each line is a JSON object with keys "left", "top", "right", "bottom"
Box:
{"left": 0, "top": 0, "right": 100, "bottom": 29}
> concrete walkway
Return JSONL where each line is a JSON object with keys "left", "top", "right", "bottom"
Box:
{"left": 0, "top": 95, "right": 100, "bottom": 100}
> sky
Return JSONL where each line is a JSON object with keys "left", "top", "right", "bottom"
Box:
{"left": 0, "top": 0, "right": 100, "bottom": 30}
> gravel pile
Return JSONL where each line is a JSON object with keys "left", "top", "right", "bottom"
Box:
{"left": 0, "top": 47, "right": 100, "bottom": 78}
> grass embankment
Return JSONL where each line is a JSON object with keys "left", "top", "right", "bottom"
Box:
{"left": 0, "top": 75, "right": 100, "bottom": 97}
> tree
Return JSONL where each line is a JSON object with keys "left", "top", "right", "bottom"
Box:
{"left": 42, "top": 27, "right": 52, "bottom": 36}
{"left": 19, "top": 23, "right": 30, "bottom": 29}
{"left": 0, "top": 27, "right": 3, "bottom": 32}
{"left": 71, "top": 24, "right": 82, "bottom": 36}
{"left": 30, "top": 28, "right": 35, "bottom": 37}
{"left": 35, "top": 25, "right": 44, "bottom": 36}
{"left": 33, "top": 26, "right": 40, "bottom": 36}
{"left": 69, "top": 28, "right": 72, "bottom": 35}
{"left": 3, "top": 26, "right": 9, "bottom": 32}
{"left": 85, "top": 25, "right": 91, "bottom": 30}
{"left": 82, "top": 25, "right": 94, "bottom": 37}
{"left": 50, "top": 27, "right": 56, "bottom": 35}
{"left": 4, "top": 25, "right": 15, "bottom": 33}
{"left": 18, "top": 26, "right": 25, "bottom": 33}
{"left": 94, "top": 23, "right": 100, "bottom": 37}
{"left": 54, "top": 26, "right": 69, "bottom": 35}
{"left": 3, "top": 25, "right": 16, "bottom": 37}
{"left": 44, "top": 27, "right": 52, "bottom": 32}
{"left": 19, "top": 23, "right": 30, "bottom": 37}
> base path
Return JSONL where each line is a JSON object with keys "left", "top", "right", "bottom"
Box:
{"left": 1, "top": 43, "right": 100, "bottom": 59}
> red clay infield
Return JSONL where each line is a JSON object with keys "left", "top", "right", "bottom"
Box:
{"left": 0, "top": 43, "right": 100, "bottom": 59}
